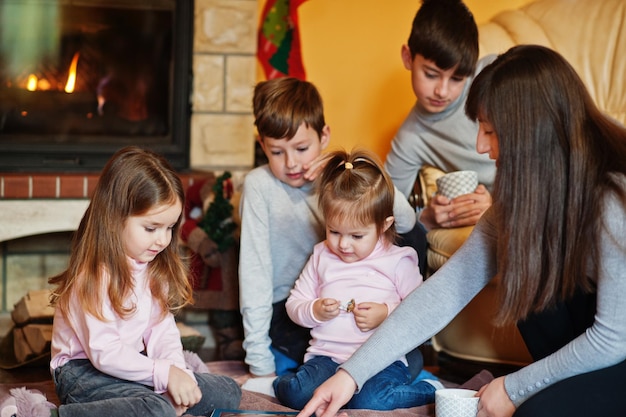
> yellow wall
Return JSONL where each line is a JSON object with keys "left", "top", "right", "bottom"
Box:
{"left": 257, "top": 0, "right": 533, "bottom": 159}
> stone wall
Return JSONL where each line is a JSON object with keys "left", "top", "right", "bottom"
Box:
{"left": 190, "top": 0, "right": 258, "bottom": 169}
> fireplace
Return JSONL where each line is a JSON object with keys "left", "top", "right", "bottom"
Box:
{"left": 0, "top": 0, "right": 193, "bottom": 172}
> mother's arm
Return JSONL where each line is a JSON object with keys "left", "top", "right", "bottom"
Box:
{"left": 299, "top": 207, "right": 500, "bottom": 417}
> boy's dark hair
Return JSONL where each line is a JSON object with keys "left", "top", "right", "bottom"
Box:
{"left": 408, "top": 0, "right": 478, "bottom": 77}
{"left": 253, "top": 77, "right": 326, "bottom": 141}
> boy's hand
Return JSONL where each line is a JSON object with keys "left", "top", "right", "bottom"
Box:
{"left": 421, "top": 185, "right": 491, "bottom": 229}
{"left": 314, "top": 298, "right": 341, "bottom": 321}
{"left": 303, "top": 153, "right": 334, "bottom": 182}
{"left": 167, "top": 365, "right": 201, "bottom": 413}
{"left": 352, "top": 302, "right": 388, "bottom": 332}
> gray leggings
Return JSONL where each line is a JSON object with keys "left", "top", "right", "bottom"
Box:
{"left": 53, "top": 359, "right": 241, "bottom": 417}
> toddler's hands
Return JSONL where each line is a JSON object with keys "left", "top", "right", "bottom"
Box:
{"left": 167, "top": 365, "right": 201, "bottom": 413}
{"left": 314, "top": 298, "right": 341, "bottom": 321}
{"left": 352, "top": 302, "right": 388, "bottom": 332}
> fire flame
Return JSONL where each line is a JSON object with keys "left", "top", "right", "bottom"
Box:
{"left": 64, "top": 52, "right": 80, "bottom": 93}
{"left": 22, "top": 51, "right": 79, "bottom": 92}
{"left": 26, "top": 75, "right": 38, "bottom": 91}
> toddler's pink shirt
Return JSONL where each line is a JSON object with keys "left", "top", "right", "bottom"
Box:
{"left": 286, "top": 240, "right": 422, "bottom": 364}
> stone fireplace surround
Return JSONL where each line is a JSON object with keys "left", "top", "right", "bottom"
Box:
{"left": 0, "top": 0, "right": 258, "bottom": 242}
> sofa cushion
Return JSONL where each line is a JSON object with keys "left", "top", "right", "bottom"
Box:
{"left": 426, "top": 226, "right": 474, "bottom": 273}
{"left": 478, "top": 0, "right": 626, "bottom": 125}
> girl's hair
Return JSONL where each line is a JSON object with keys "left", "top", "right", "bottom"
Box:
{"left": 408, "top": 0, "right": 478, "bottom": 77}
{"left": 317, "top": 149, "right": 397, "bottom": 244}
{"left": 253, "top": 77, "right": 326, "bottom": 141}
{"left": 49, "top": 146, "right": 193, "bottom": 321}
{"left": 466, "top": 45, "right": 626, "bottom": 325}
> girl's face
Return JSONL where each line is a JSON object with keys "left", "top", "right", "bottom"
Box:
{"left": 122, "top": 200, "right": 182, "bottom": 263}
{"left": 325, "top": 219, "right": 379, "bottom": 263}
{"left": 325, "top": 216, "right": 393, "bottom": 263}
{"left": 259, "top": 122, "right": 330, "bottom": 188}
{"left": 476, "top": 118, "right": 500, "bottom": 164}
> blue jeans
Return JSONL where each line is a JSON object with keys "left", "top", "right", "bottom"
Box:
{"left": 273, "top": 356, "right": 437, "bottom": 410}
{"left": 53, "top": 359, "right": 241, "bottom": 417}
{"left": 271, "top": 345, "right": 300, "bottom": 376}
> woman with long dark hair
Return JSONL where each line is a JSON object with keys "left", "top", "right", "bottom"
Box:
{"left": 298, "top": 45, "right": 626, "bottom": 417}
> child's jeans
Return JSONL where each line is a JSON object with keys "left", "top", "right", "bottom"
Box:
{"left": 53, "top": 359, "right": 241, "bottom": 417}
{"left": 271, "top": 345, "right": 300, "bottom": 376}
{"left": 273, "top": 355, "right": 437, "bottom": 410}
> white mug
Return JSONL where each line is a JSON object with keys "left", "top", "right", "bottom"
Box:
{"left": 435, "top": 388, "right": 479, "bottom": 417}
{"left": 436, "top": 170, "right": 479, "bottom": 199}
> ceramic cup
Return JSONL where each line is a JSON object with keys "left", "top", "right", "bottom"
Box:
{"left": 435, "top": 388, "right": 479, "bottom": 417}
{"left": 436, "top": 170, "right": 479, "bottom": 199}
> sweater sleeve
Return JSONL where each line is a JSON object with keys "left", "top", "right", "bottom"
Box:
{"left": 392, "top": 185, "right": 417, "bottom": 234}
{"left": 504, "top": 185, "right": 626, "bottom": 406}
{"left": 144, "top": 313, "right": 196, "bottom": 393}
{"left": 238, "top": 170, "right": 278, "bottom": 376}
{"left": 385, "top": 106, "right": 424, "bottom": 199}
{"left": 390, "top": 248, "right": 423, "bottom": 310}
{"left": 285, "top": 245, "right": 324, "bottom": 329}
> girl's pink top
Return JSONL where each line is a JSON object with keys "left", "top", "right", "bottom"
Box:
{"left": 50, "top": 258, "right": 194, "bottom": 393}
{"left": 286, "top": 240, "right": 422, "bottom": 364}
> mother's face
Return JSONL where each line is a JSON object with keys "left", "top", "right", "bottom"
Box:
{"left": 476, "top": 118, "right": 499, "bottom": 165}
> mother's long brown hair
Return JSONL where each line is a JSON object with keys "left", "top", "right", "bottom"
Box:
{"left": 466, "top": 45, "right": 626, "bottom": 325}
{"left": 49, "top": 146, "right": 193, "bottom": 321}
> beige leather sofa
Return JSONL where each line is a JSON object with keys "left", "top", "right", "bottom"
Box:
{"left": 428, "top": 0, "right": 626, "bottom": 370}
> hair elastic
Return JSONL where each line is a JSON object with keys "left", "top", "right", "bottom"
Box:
{"left": 344, "top": 162, "right": 353, "bottom": 170}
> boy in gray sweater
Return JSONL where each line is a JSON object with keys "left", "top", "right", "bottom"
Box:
{"left": 239, "top": 77, "right": 416, "bottom": 378}
{"left": 386, "top": 0, "right": 496, "bottom": 274}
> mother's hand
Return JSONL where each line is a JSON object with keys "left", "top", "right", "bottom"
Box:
{"left": 476, "top": 376, "right": 515, "bottom": 417}
{"left": 297, "top": 369, "right": 356, "bottom": 417}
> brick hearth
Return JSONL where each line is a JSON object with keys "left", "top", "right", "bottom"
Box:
{"left": 0, "top": 172, "right": 207, "bottom": 200}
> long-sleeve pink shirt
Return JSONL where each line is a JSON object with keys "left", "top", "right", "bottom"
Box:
{"left": 286, "top": 240, "right": 422, "bottom": 364}
{"left": 50, "top": 258, "right": 194, "bottom": 393}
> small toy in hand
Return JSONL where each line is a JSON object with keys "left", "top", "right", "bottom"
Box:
{"left": 339, "top": 299, "right": 356, "bottom": 313}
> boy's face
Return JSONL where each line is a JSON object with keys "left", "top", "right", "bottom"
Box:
{"left": 259, "top": 122, "right": 330, "bottom": 188}
{"left": 401, "top": 46, "right": 469, "bottom": 114}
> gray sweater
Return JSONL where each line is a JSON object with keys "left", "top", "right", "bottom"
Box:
{"left": 385, "top": 55, "right": 497, "bottom": 196}
{"left": 239, "top": 165, "right": 417, "bottom": 375}
{"left": 341, "top": 173, "right": 626, "bottom": 407}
